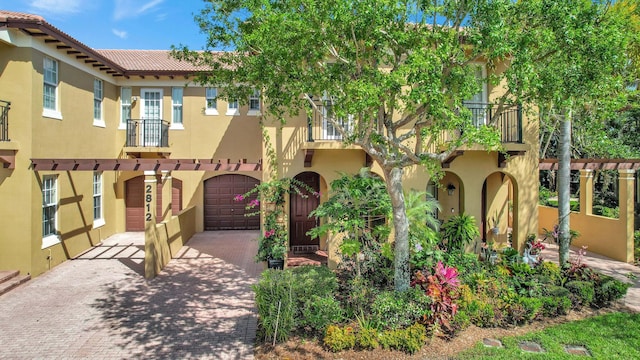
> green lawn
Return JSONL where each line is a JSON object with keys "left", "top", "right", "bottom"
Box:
{"left": 457, "top": 312, "right": 640, "bottom": 359}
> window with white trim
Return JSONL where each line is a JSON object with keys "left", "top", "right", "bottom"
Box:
{"left": 172, "top": 87, "right": 183, "bottom": 127}
{"left": 205, "top": 87, "right": 218, "bottom": 115}
{"left": 249, "top": 89, "right": 260, "bottom": 114}
{"left": 93, "top": 172, "right": 103, "bottom": 226}
{"left": 120, "top": 87, "right": 132, "bottom": 128}
{"left": 226, "top": 99, "right": 239, "bottom": 115}
{"left": 463, "top": 64, "right": 488, "bottom": 127}
{"left": 93, "top": 79, "right": 103, "bottom": 125}
{"left": 43, "top": 57, "right": 60, "bottom": 119}
{"left": 42, "top": 175, "right": 58, "bottom": 242}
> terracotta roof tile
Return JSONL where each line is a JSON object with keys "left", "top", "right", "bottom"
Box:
{"left": 0, "top": 10, "right": 45, "bottom": 22}
{"left": 96, "top": 49, "right": 211, "bottom": 72}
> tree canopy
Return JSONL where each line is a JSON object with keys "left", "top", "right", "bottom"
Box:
{"left": 174, "top": 0, "right": 636, "bottom": 287}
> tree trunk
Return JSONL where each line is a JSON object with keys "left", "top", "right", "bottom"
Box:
{"left": 557, "top": 109, "right": 572, "bottom": 266}
{"left": 384, "top": 166, "right": 410, "bottom": 292}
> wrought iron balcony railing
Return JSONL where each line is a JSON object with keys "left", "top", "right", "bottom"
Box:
{"left": 126, "top": 119, "right": 169, "bottom": 147}
{"left": 306, "top": 102, "right": 523, "bottom": 144}
{"left": 0, "top": 100, "right": 10, "bottom": 142}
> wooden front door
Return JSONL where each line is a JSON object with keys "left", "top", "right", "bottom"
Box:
{"left": 125, "top": 175, "right": 162, "bottom": 231}
{"left": 290, "top": 172, "right": 320, "bottom": 247}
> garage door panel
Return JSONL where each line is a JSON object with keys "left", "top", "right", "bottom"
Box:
{"left": 204, "top": 175, "right": 260, "bottom": 230}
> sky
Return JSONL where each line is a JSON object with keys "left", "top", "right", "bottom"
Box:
{"left": 0, "top": 0, "right": 209, "bottom": 50}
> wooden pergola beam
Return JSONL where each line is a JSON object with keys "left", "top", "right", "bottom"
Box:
{"left": 30, "top": 158, "right": 263, "bottom": 172}
{"left": 539, "top": 158, "right": 640, "bottom": 171}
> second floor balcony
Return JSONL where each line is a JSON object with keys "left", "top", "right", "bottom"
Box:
{"left": 126, "top": 119, "right": 169, "bottom": 148}
{"left": 306, "top": 102, "right": 523, "bottom": 145}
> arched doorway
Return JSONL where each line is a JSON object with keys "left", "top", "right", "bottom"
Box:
{"left": 203, "top": 174, "right": 260, "bottom": 230}
{"left": 482, "top": 172, "right": 516, "bottom": 243}
{"left": 290, "top": 172, "right": 320, "bottom": 249}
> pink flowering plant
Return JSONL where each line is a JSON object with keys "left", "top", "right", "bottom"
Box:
{"left": 234, "top": 177, "right": 320, "bottom": 262}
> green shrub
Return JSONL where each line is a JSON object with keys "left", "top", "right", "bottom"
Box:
{"left": 541, "top": 296, "right": 572, "bottom": 317}
{"left": 593, "top": 205, "right": 619, "bottom": 218}
{"left": 544, "top": 284, "right": 571, "bottom": 298}
{"left": 300, "top": 295, "right": 344, "bottom": 333}
{"left": 593, "top": 275, "right": 630, "bottom": 308}
{"left": 253, "top": 266, "right": 340, "bottom": 343}
{"left": 519, "top": 296, "right": 543, "bottom": 322}
{"left": 536, "top": 261, "right": 562, "bottom": 285}
{"left": 371, "top": 288, "right": 431, "bottom": 329}
{"left": 565, "top": 280, "right": 595, "bottom": 308}
{"left": 379, "top": 323, "right": 426, "bottom": 354}
{"left": 356, "top": 327, "right": 379, "bottom": 350}
{"left": 324, "top": 325, "right": 356, "bottom": 352}
{"left": 451, "top": 310, "right": 471, "bottom": 334}
{"left": 501, "top": 247, "right": 521, "bottom": 264}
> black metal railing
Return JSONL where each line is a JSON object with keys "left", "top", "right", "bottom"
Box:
{"left": 306, "top": 102, "right": 522, "bottom": 144}
{"left": 0, "top": 100, "right": 10, "bottom": 142}
{"left": 464, "top": 102, "right": 523, "bottom": 143}
{"left": 126, "top": 119, "right": 169, "bottom": 147}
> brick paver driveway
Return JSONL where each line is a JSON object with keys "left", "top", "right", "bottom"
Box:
{"left": 0, "top": 231, "right": 262, "bottom": 360}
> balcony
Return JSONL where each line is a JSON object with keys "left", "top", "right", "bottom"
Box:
{"left": 124, "top": 119, "right": 170, "bottom": 158}
{"left": 0, "top": 100, "right": 10, "bottom": 142}
{"left": 305, "top": 102, "right": 523, "bottom": 144}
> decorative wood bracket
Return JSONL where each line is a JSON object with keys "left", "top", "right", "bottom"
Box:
{"left": 498, "top": 151, "right": 526, "bottom": 168}
{"left": 442, "top": 150, "right": 464, "bottom": 169}
{"left": 304, "top": 149, "right": 314, "bottom": 168}
{"left": 0, "top": 150, "right": 16, "bottom": 169}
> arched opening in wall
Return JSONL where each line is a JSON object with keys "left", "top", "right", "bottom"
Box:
{"left": 482, "top": 172, "right": 517, "bottom": 244}
{"left": 290, "top": 171, "right": 321, "bottom": 251}
{"left": 203, "top": 174, "right": 260, "bottom": 230}
{"left": 125, "top": 175, "right": 163, "bottom": 231}
{"left": 437, "top": 172, "right": 463, "bottom": 222}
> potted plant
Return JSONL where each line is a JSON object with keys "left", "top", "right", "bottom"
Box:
{"left": 524, "top": 233, "right": 545, "bottom": 266}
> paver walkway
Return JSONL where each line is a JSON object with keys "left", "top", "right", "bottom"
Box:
{"left": 540, "top": 243, "right": 640, "bottom": 312}
{"left": 0, "top": 231, "right": 262, "bottom": 360}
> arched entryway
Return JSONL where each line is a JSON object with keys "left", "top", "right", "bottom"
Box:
{"left": 434, "top": 172, "right": 464, "bottom": 222}
{"left": 482, "top": 171, "right": 517, "bottom": 243}
{"left": 290, "top": 172, "right": 321, "bottom": 249}
{"left": 203, "top": 174, "right": 260, "bottom": 230}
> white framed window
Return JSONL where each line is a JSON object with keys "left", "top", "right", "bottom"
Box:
{"left": 226, "top": 99, "right": 239, "bottom": 116}
{"left": 205, "top": 87, "right": 218, "bottom": 115}
{"left": 93, "top": 79, "right": 104, "bottom": 127}
{"left": 93, "top": 172, "right": 104, "bottom": 228}
{"left": 42, "top": 175, "right": 60, "bottom": 248}
{"left": 171, "top": 87, "right": 184, "bottom": 129}
{"left": 43, "top": 57, "right": 62, "bottom": 120}
{"left": 322, "top": 94, "right": 352, "bottom": 140}
{"left": 248, "top": 89, "right": 261, "bottom": 115}
{"left": 120, "top": 87, "right": 132, "bottom": 129}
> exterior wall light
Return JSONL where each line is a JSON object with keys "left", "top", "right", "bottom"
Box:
{"left": 447, "top": 183, "right": 456, "bottom": 196}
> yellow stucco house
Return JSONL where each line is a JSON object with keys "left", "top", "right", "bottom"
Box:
{"left": 0, "top": 10, "right": 539, "bottom": 278}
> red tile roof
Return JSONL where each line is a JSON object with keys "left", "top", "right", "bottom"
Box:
{"left": 0, "top": 10, "right": 217, "bottom": 76}
{"left": 96, "top": 50, "right": 211, "bottom": 73}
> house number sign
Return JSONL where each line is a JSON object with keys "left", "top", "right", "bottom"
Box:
{"left": 145, "top": 184, "right": 153, "bottom": 222}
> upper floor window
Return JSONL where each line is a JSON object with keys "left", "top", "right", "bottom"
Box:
{"left": 43, "top": 57, "right": 61, "bottom": 119}
{"left": 42, "top": 175, "right": 59, "bottom": 248}
{"left": 93, "top": 171, "right": 104, "bottom": 227}
{"left": 120, "top": 87, "right": 132, "bottom": 128}
{"left": 205, "top": 87, "right": 218, "bottom": 115}
{"left": 93, "top": 79, "right": 104, "bottom": 126}
{"left": 248, "top": 89, "right": 260, "bottom": 115}
{"left": 226, "top": 99, "right": 239, "bottom": 116}
{"left": 172, "top": 87, "right": 183, "bottom": 128}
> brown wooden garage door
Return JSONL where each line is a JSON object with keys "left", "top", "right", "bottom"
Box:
{"left": 125, "top": 176, "right": 183, "bottom": 231}
{"left": 203, "top": 175, "right": 260, "bottom": 230}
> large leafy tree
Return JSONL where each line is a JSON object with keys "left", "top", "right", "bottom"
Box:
{"left": 506, "top": 0, "right": 633, "bottom": 266}
{"left": 174, "top": 0, "right": 632, "bottom": 288}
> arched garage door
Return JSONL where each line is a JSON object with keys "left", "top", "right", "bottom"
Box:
{"left": 203, "top": 175, "right": 260, "bottom": 230}
{"left": 125, "top": 175, "right": 183, "bottom": 231}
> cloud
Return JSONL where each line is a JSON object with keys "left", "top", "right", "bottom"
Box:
{"left": 113, "top": 0, "right": 164, "bottom": 21}
{"left": 112, "top": 28, "right": 128, "bottom": 39}
{"left": 29, "top": 0, "right": 82, "bottom": 15}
